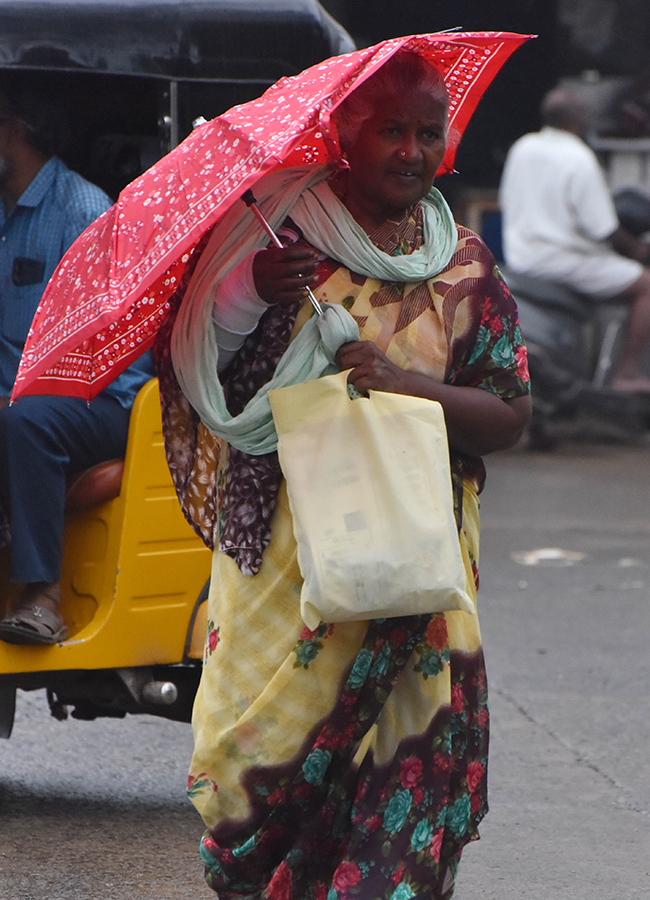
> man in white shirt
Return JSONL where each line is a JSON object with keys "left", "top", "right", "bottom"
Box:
{"left": 499, "top": 88, "right": 650, "bottom": 392}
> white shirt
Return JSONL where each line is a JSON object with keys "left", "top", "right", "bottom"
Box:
{"left": 211, "top": 252, "right": 269, "bottom": 372}
{"left": 499, "top": 127, "right": 619, "bottom": 275}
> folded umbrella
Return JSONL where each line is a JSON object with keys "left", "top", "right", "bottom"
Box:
{"left": 12, "top": 30, "right": 532, "bottom": 402}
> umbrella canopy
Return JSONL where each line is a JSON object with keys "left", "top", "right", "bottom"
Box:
{"left": 12, "top": 31, "right": 532, "bottom": 402}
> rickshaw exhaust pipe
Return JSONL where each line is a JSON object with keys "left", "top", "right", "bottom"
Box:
{"left": 141, "top": 680, "right": 178, "bottom": 706}
{"left": 117, "top": 668, "right": 178, "bottom": 707}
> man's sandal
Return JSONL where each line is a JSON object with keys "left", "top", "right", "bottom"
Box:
{"left": 0, "top": 603, "right": 68, "bottom": 646}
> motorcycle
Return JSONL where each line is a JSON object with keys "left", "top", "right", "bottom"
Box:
{"left": 501, "top": 189, "right": 650, "bottom": 449}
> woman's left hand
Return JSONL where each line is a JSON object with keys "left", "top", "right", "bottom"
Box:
{"left": 336, "top": 339, "right": 532, "bottom": 456}
{"left": 336, "top": 340, "right": 406, "bottom": 395}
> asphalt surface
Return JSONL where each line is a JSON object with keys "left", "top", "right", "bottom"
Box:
{"left": 1, "top": 435, "right": 649, "bottom": 899}
{"left": 0, "top": 701, "right": 204, "bottom": 900}
{"left": 458, "top": 438, "right": 650, "bottom": 899}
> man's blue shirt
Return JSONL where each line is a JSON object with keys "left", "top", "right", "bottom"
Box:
{"left": 0, "top": 157, "right": 153, "bottom": 406}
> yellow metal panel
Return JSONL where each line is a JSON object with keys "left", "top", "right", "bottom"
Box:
{"left": 0, "top": 379, "right": 212, "bottom": 675}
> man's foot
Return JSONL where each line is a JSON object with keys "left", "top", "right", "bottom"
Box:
{"left": 0, "top": 583, "right": 67, "bottom": 646}
{"left": 610, "top": 374, "right": 650, "bottom": 393}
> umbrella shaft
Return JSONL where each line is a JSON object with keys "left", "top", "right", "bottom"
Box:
{"left": 247, "top": 202, "right": 323, "bottom": 317}
{"left": 249, "top": 204, "right": 284, "bottom": 249}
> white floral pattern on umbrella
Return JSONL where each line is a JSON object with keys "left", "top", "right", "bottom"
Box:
{"left": 13, "top": 31, "right": 532, "bottom": 401}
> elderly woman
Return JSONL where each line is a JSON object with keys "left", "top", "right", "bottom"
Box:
{"left": 156, "top": 50, "right": 531, "bottom": 900}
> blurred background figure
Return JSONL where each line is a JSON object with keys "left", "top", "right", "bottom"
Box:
{"left": 0, "top": 79, "right": 152, "bottom": 646}
{"left": 499, "top": 87, "right": 650, "bottom": 393}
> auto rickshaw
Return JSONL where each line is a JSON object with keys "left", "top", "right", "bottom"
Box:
{"left": 0, "top": 0, "right": 354, "bottom": 739}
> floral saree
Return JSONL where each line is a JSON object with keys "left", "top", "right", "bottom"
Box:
{"left": 155, "top": 210, "right": 530, "bottom": 900}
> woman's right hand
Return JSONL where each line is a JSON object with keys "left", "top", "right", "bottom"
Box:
{"left": 252, "top": 246, "right": 319, "bottom": 306}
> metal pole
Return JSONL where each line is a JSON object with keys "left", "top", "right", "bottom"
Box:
{"left": 241, "top": 190, "right": 322, "bottom": 316}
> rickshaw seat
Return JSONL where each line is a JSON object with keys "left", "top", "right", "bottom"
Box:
{"left": 65, "top": 460, "right": 124, "bottom": 512}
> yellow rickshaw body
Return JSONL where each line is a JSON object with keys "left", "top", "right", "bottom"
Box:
{"left": 0, "top": 378, "right": 211, "bottom": 677}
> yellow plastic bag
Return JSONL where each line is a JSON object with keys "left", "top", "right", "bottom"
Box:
{"left": 268, "top": 370, "right": 475, "bottom": 630}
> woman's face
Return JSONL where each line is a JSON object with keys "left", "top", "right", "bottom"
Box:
{"left": 341, "top": 89, "right": 447, "bottom": 230}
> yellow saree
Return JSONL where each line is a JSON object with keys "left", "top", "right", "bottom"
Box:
{"left": 155, "top": 211, "right": 529, "bottom": 900}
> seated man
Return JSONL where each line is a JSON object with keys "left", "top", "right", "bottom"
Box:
{"left": 499, "top": 86, "right": 650, "bottom": 392}
{"left": 0, "top": 81, "right": 153, "bottom": 645}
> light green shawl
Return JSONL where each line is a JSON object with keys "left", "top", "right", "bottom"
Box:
{"left": 170, "top": 165, "right": 457, "bottom": 455}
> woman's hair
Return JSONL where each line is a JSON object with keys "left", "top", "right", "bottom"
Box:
{"left": 333, "top": 51, "right": 449, "bottom": 150}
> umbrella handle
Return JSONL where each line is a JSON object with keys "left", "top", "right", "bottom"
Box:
{"left": 242, "top": 190, "right": 322, "bottom": 316}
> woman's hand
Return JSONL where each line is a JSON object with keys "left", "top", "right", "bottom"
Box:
{"left": 252, "top": 246, "right": 319, "bottom": 306}
{"left": 336, "top": 340, "right": 407, "bottom": 395}
{"left": 336, "top": 339, "right": 532, "bottom": 456}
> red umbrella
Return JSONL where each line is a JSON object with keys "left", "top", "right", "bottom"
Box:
{"left": 12, "top": 30, "right": 532, "bottom": 402}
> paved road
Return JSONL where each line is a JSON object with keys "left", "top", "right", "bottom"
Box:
{"left": 1, "top": 440, "right": 649, "bottom": 899}
{"left": 0, "top": 698, "right": 204, "bottom": 900}
{"left": 458, "top": 441, "right": 650, "bottom": 900}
